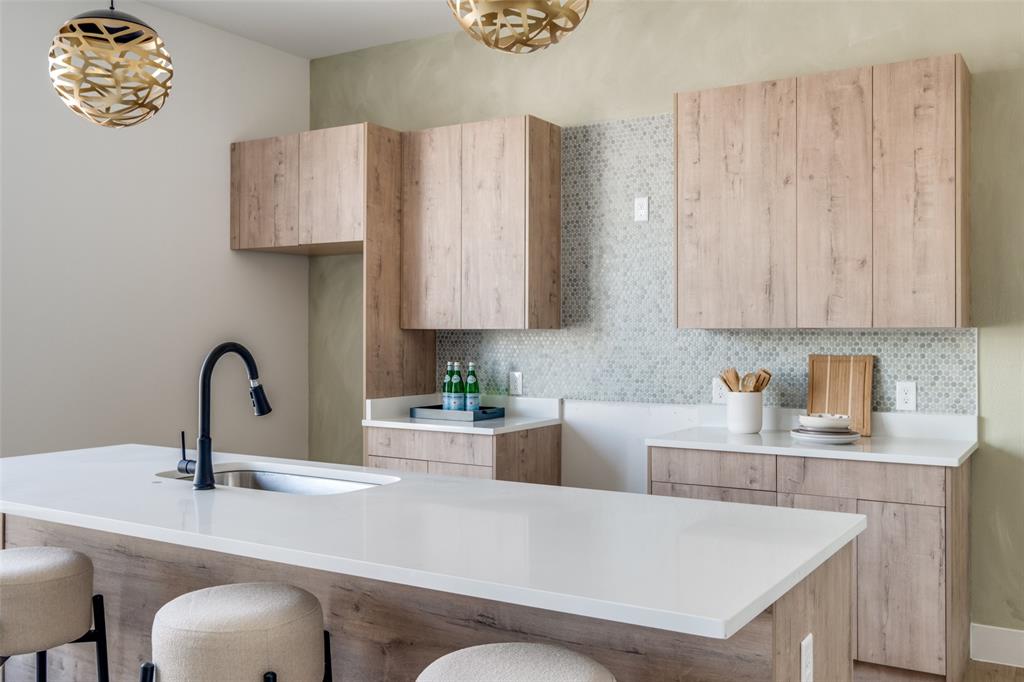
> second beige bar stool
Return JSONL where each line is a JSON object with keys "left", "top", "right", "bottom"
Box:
{"left": 139, "top": 582, "right": 332, "bottom": 682}
{"left": 417, "top": 643, "right": 616, "bottom": 682}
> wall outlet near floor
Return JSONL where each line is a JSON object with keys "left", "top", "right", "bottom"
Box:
{"left": 801, "top": 632, "right": 813, "bottom": 682}
{"left": 633, "top": 196, "right": 649, "bottom": 222}
{"left": 509, "top": 371, "right": 523, "bottom": 396}
{"left": 896, "top": 381, "right": 917, "bottom": 411}
{"left": 711, "top": 376, "right": 728, "bottom": 404}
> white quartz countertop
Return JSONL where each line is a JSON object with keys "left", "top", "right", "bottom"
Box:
{"left": 0, "top": 445, "right": 864, "bottom": 639}
{"left": 363, "top": 394, "right": 562, "bottom": 435}
{"left": 645, "top": 427, "right": 977, "bottom": 467}
{"left": 362, "top": 414, "right": 562, "bottom": 435}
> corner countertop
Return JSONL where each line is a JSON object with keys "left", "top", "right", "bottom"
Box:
{"left": 0, "top": 445, "right": 864, "bottom": 640}
{"left": 645, "top": 427, "right": 977, "bottom": 467}
{"left": 362, "top": 394, "right": 562, "bottom": 436}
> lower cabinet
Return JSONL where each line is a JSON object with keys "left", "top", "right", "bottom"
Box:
{"left": 365, "top": 425, "right": 561, "bottom": 485}
{"left": 649, "top": 446, "right": 970, "bottom": 681}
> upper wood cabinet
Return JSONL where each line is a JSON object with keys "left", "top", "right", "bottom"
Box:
{"left": 675, "top": 54, "right": 970, "bottom": 329}
{"left": 299, "top": 125, "right": 365, "bottom": 245}
{"left": 230, "top": 134, "right": 299, "bottom": 250}
{"left": 676, "top": 78, "right": 797, "bottom": 328}
{"left": 401, "top": 116, "right": 561, "bottom": 330}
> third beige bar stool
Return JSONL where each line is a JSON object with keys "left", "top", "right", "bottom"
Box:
{"left": 417, "top": 643, "right": 616, "bottom": 682}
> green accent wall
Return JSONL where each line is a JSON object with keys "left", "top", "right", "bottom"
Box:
{"left": 310, "top": 1, "right": 1024, "bottom": 630}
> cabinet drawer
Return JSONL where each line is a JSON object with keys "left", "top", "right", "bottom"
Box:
{"left": 427, "top": 461, "right": 493, "bottom": 479}
{"left": 366, "top": 455, "right": 428, "bottom": 474}
{"left": 365, "top": 427, "right": 493, "bottom": 466}
{"left": 649, "top": 448, "right": 776, "bottom": 491}
{"left": 652, "top": 482, "right": 776, "bottom": 506}
{"left": 777, "top": 456, "right": 946, "bottom": 506}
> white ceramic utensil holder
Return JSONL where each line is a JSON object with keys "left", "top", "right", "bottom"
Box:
{"left": 726, "top": 392, "right": 763, "bottom": 434}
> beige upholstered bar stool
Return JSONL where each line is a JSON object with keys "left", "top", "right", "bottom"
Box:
{"left": 417, "top": 643, "right": 616, "bottom": 682}
{"left": 139, "top": 582, "right": 332, "bottom": 682}
{"left": 0, "top": 546, "right": 110, "bottom": 682}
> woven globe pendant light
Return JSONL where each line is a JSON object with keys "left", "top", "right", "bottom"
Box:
{"left": 448, "top": 0, "right": 590, "bottom": 54}
{"left": 48, "top": 2, "right": 173, "bottom": 128}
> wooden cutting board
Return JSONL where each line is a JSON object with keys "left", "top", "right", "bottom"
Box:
{"left": 807, "top": 354, "right": 875, "bottom": 436}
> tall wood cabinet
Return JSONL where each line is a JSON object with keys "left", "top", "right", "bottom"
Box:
{"left": 675, "top": 54, "right": 970, "bottom": 329}
{"left": 401, "top": 115, "right": 561, "bottom": 330}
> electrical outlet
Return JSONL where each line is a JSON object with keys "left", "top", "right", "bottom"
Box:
{"left": 634, "top": 196, "right": 649, "bottom": 222}
{"left": 896, "top": 381, "right": 917, "bottom": 411}
{"left": 801, "top": 633, "right": 813, "bottom": 682}
{"left": 509, "top": 371, "right": 523, "bottom": 396}
{"left": 712, "top": 376, "right": 728, "bottom": 404}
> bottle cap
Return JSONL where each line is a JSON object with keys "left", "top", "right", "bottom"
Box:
{"left": 454, "top": 361, "right": 461, "bottom": 368}
{"left": 468, "top": 362, "right": 476, "bottom": 368}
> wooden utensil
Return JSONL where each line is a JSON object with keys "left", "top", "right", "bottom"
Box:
{"left": 754, "top": 368, "right": 772, "bottom": 392}
{"left": 721, "top": 368, "right": 740, "bottom": 392}
{"left": 807, "top": 354, "right": 874, "bottom": 436}
{"left": 740, "top": 373, "right": 757, "bottom": 392}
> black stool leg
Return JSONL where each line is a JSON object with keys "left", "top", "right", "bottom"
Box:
{"left": 139, "top": 662, "right": 155, "bottom": 682}
{"left": 35, "top": 650, "right": 47, "bottom": 682}
{"left": 323, "top": 630, "right": 333, "bottom": 682}
{"left": 92, "top": 595, "right": 110, "bottom": 682}
{"left": 263, "top": 673, "right": 277, "bottom": 682}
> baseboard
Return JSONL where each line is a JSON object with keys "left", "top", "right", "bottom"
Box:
{"left": 972, "top": 622, "right": 1024, "bottom": 668}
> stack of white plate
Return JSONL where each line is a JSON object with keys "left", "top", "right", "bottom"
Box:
{"left": 791, "top": 414, "right": 861, "bottom": 445}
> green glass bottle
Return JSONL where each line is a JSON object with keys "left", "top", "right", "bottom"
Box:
{"left": 442, "top": 361, "right": 454, "bottom": 410}
{"left": 465, "top": 362, "right": 480, "bottom": 411}
{"left": 450, "top": 362, "right": 466, "bottom": 411}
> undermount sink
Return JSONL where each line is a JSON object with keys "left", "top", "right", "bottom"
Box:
{"left": 157, "top": 462, "right": 399, "bottom": 496}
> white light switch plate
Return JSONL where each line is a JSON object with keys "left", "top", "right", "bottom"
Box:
{"left": 801, "top": 633, "right": 813, "bottom": 682}
{"left": 896, "top": 381, "right": 917, "bottom": 411}
{"left": 711, "top": 377, "right": 728, "bottom": 404}
{"left": 634, "top": 196, "right": 649, "bottom": 222}
{"left": 509, "top": 371, "right": 523, "bottom": 396}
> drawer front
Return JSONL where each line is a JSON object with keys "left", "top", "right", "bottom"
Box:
{"left": 777, "top": 456, "right": 946, "bottom": 506}
{"left": 365, "top": 427, "right": 493, "bottom": 466}
{"left": 427, "top": 461, "right": 493, "bottom": 479}
{"left": 649, "top": 447, "right": 776, "bottom": 491}
{"left": 652, "top": 481, "right": 777, "bottom": 506}
{"left": 366, "top": 455, "right": 429, "bottom": 474}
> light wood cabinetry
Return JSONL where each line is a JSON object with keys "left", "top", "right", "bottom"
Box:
{"left": 400, "top": 116, "right": 561, "bottom": 330}
{"left": 299, "top": 125, "right": 365, "bottom": 244}
{"left": 675, "top": 53, "right": 970, "bottom": 329}
{"left": 649, "top": 446, "right": 969, "bottom": 680}
{"left": 365, "top": 425, "right": 561, "bottom": 485}
{"left": 230, "top": 134, "right": 299, "bottom": 249}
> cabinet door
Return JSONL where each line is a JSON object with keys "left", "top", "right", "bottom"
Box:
{"left": 796, "top": 67, "right": 873, "bottom": 327}
{"left": 367, "top": 455, "right": 428, "bottom": 474}
{"left": 299, "top": 124, "right": 365, "bottom": 245}
{"left": 230, "top": 135, "right": 299, "bottom": 249}
{"left": 526, "top": 116, "right": 561, "bottom": 329}
{"left": 461, "top": 117, "right": 527, "bottom": 329}
{"left": 652, "top": 482, "right": 776, "bottom": 506}
{"left": 857, "top": 500, "right": 946, "bottom": 674}
{"left": 676, "top": 79, "right": 797, "bottom": 328}
{"left": 401, "top": 125, "right": 462, "bottom": 329}
{"left": 873, "top": 55, "right": 957, "bottom": 327}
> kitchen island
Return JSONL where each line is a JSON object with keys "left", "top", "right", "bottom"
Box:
{"left": 1, "top": 445, "right": 864, "bottom": 681}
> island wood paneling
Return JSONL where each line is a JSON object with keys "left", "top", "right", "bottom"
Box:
{"left": 401, "top": 125, "right": 463, "bottom": 329}
{"left": 676, "top": 78, "right": 797, "bottom": 328}
{"left": 299, "top": 124, "right": 365, "bottom": 245}
{"left": 872, "top": 55, "right": 958, "bottom": 327}
{"left": 796, "top": 66, "right": 873, "bottom": 328}
{"left": 652, "top": 482, "right": 777, "bottom": 506}
{"left": 6, "top": 516, "right": 788, "bottom": 682}
{"left": 776, "top": 456, "right": 946, "bottom": 507}
{"left": 857, "top": 500, "right": 947, "bottom": 675}
{"left": 649, "top": 447, "right": 776, "bottom": 491}
{"left": 230, "top": 134, "right": 299, "bottom": 250}
{"left": 362, "top": 124, "right": 436, "bottom": 399}
{"left": 461, "top": 117, "right": 527, "bottom": 329}
{"left": 526, "top": 116, "right": 562, "bottom": 329}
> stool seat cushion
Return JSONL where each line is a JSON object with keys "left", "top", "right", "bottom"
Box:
{"left": 0, "top": 546, "right": 94, "bottom": 655}
{"left": 417, "top": 643, "right": 616, "bottom": 682}
{"left": 152, "top": 582, "right": 324, "bottom": 682}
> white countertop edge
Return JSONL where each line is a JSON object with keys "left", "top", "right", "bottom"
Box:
{"left": 362, "top": 416, "right": 563, "bottom": 436}
{"left": 0, "top": 498, "right": 854, "bottom": 639}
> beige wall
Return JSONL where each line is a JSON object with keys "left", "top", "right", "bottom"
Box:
{"left": 310, "top": 1, "right": 1024, "bottom": 630}
{"left": 1, "top": 2, "right": 311, "bottom": 459}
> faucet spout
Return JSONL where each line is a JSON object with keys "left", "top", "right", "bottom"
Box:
{"left": 194, "top": 342, "right": 272, "bottom": 490}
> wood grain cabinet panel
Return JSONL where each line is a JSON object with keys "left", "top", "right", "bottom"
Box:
{"left": 427, "top": 461, "right": 493, "bottom": 479}
{"left": 857, "top": 500, "right": 947, "bottom": 674}
{"left": 299, "top": 124, "right": 365, "bottom": 245}
{"left": 365, "top": 427, "right": 493, "bottom": 466}
{"left": 401, "top": 125, "right": 463, "bottom": 330}
{"left": 676, "top": 78, "right": 797, "bottom": 328}
{"left": 230, "top": 135, "right": 299, "bottom": 249}
{"left": 494, "top": 425, "right": 561, "bottom": 485}
{"left": 652, "top": 482, "right": 776, "bottom": 506}
{"left": 649, "top": 447, "right": 776, "bottom": 490}
{"left": 367, "top": 455, "right": 429, "bottom": 474}
{"left": 796, "top": 67, "right": 873, "bottom": 327}
{"left": 777, "top": 456, "right": 946, "bottom": 507}
{"left": 873, "top": 55, "right": 964, "bottom": 327}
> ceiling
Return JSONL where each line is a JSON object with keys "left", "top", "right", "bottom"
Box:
{"left": 145, "top": 1, "right": 459, "bottom": 59}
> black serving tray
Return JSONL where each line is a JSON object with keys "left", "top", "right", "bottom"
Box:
{"left": 409, "top": 405, "right": 505, "bottom": 422}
